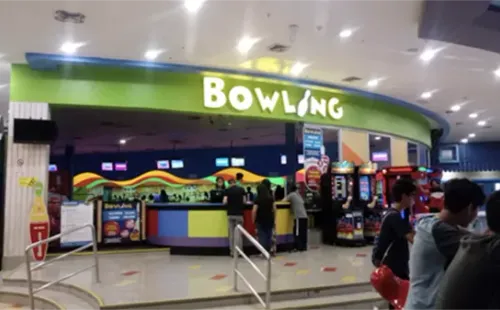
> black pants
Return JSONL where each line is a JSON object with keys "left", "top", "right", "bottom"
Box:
{"left": 294, "top": 218, "right": 308, "bottom": 251}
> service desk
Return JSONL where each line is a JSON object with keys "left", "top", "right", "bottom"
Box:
{"left": 146, "top": 202, "right": 294, "bottom": 255}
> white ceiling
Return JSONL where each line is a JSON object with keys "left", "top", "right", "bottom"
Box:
{"left": 1, "top": 0, "right": 500, "bottom": 143}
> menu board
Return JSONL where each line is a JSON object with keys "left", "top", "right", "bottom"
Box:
{"left": 102, "top": 202, "right": 142, "bottom": 244}
{"left": 60, "top": 202, "right": 94, "bottom": 248}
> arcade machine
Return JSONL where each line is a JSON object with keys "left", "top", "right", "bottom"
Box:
{"left": 330, "top": 161, "right": 365, "bottom": 246}
{"left": 376, "top": 166, "right": 442, "bottom": 226}
{"left": 357, "top": 162, "right": 384, "bottom": 242}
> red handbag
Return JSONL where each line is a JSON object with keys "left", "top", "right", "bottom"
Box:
{"left": 370, "top": 241, "right": 409, "bottom": 310}
{"left": 370, "top": 265, "right": 409, "bottom": 309}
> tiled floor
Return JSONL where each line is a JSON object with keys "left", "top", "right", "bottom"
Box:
{"left": 6, "top": 245, "right": 373, "bottom": 306}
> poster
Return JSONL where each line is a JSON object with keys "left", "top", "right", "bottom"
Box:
{"left": 102, "top": 202, "right": 141, "bottom": 244}
{"left": 303, "top": 126, "right": 323, "bottom": 192}
{"left": 60, "top": 201, "right": 94, "bottom": 247}
{"left": 20, "top": 177, "right": 50, "bottom": 262}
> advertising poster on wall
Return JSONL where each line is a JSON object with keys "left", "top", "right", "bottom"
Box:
{"left": 102, "top": 202, "right": 142, "bottom": 244}
{"left": 303, "top": 126, "right": 323, "bottom": 192}
{"left": 60, "top": 201, "right": 94, "bottom": 247}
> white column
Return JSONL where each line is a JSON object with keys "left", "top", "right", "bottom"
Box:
{"left": 3, "top": 102, "right": 50, "bottom": 269}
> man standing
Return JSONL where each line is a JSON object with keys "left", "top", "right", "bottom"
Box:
{"left": 434, "top": 188, "right": 496, "bottom": 309}
{"left": 283, "top": 184, "right": 308, "bottom": 251}
{"left": 372, "top": 178, "right": 416, "bottom": 310}
{"left": 224, "top": 178, "right": 246, "bottom": 256}
{"left": 405, "top": 179, "right": 485, "bottom": 310}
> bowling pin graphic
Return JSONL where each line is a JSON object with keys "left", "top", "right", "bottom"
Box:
{"left": 28, "top": 180, "right": 50, "bottom": 262}
{"left": 296, "top": 90, "right": 311, "bottom": 117}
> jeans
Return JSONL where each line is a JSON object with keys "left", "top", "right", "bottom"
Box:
{"left": 257, "top": 224, "right": 273, "bottom": 253}
{"left": 228, "top": 215, "right": 243, "bottom": 253}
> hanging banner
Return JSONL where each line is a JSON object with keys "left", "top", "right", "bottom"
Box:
{"left": 303, "top": 126, "right": 323, "bottom": 192}
{"left": 20, "top": 177, "right": 50, "bottom": 262}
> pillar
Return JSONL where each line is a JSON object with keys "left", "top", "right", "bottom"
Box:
{"left": 3, "top": 102, "right": 50, "bottom": 269}
{"left": 284, "top": 123, "right": 297, "bottom": 183}
{"left": 64, "top": 145, "right": 74, "bottom": 200}
{"left": 339, "top": 128, "right": 369, "bottom": 164}
{"left": 391, "top": 137, "right": 409, "bottom": 166}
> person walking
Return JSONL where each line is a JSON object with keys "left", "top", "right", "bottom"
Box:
{"left": 283, "top": 184, "right": 308, "bottom": 251}
{"left": 252, "top": 182, "right": 276, "bottom": 254}
{"left": 223, "top": 178, "right": 246, "bottom": 256}
{"left": 372, "top": 178, "right": 416, "bottom": 309}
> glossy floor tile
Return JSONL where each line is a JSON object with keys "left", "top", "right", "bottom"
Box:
{"left": 7, "top": 245, "right": 373, "bottom": 306}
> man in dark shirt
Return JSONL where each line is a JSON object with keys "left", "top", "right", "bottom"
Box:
{"left": 435, "top": 190, "right": 500, "bottom": 309}
{"left": 224, "top": 178, "right": 246, "bottom": 255}
{"left": 372, "top": 178, "right": 416, "bottom": 300}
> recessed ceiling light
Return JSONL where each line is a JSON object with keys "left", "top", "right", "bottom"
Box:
{"left": 450, "top": 105, "right": 461, "bottom": 112}
{"left": 468, "top": 133, "right": 476, "bottom": 138}
{"left": 419, "top": 48, "right": 440, "bottom": 62}
{"left": 469, "top": 113, "right": 478, "bottom": 119}
{"left": 290, "top": 62, "right": 309, "bottom": 77}
{"left": 478, "top": 120, "right": 487, "bottom": 126}
{"left": 420, "top": 91, "right": 432, "bottom": 99}
{"left": 367, "top": 79, "right": 380, "bottom": 88}
{"left": 374, "top": 136, "right": 381, "bottom": 140}
{"left": 0, "top": 84, "right": 7, "bottom": 89}
{"left": 119, "top": 139, "right": 126, "bottom": 145}
{"left": 60, "top": 42, "right": 85, "bottom": 54}
{"left": 494, "top": 67, "right": 500, "bottom": 78}
{"left": 339, "top": 29, "right": 353, "bottom": 38}
{"left": 144, "top": 49, "right": 164, "bottom": 61}
{"left": 184, "top": 0, "right": 205, "bottom": 13}
{"left": 237, "top": 36, "right": 260, "bottom": 54}
{"left": 460, "top": 138, "right": 468, "bottom": 144}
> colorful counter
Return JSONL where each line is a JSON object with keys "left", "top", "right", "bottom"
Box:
{"left": 146, "top": 202, "right": 294, "bottom": 254}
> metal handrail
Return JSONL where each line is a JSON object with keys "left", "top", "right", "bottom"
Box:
{"left": 24, "top": 224, "right": 100, "bottom": 310}
{"left": 233, "top": 224, "right": 271, "bottom": 309}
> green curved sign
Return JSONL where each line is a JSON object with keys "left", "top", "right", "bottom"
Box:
{"left": 10, "top": 64, "right": 431, "bottom": 145}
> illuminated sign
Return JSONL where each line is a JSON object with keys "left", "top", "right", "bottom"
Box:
{"left": 203, "top": 77, "right": 343, "bottom": 120}
{"left": 331, "top": 161, "right": 355, "bottom": 173}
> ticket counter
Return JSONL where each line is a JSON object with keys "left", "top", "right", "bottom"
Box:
{"left": 146, "top": 202, "right": 293, "bottom": 254}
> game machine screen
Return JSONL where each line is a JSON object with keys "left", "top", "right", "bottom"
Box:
{"left": 331, "top": 162, "right": 363, "bottom": 244}
{"left": 378, "top": 166, "right": 441, "bottom": 226}
{"left": 358, "top": 163, "right": 380, "bottom": 241}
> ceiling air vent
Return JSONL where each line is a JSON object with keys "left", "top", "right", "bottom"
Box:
{"left": 483, "top": 125, "right": 493, "bottom": 129}
{"left": 341, "top": 76, "right": 362, "bottom": 83}
{"left": 416, "top": 99, "right": 429, "bottom": 105}
{"left": 54, "top": 10, "right": 85, "bottom": 24}
{"left": 445, "top": 110, "right": 453, "bottom": 114}
{"left": 268, "top": 44, "right": 290, "bottom": 53}
{"left": 455, "top": 122, "right": 463, "bottom": 126}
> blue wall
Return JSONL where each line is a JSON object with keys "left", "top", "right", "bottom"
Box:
{"left": 439, "top": 142, "right": 500, "bottom": 172}
{"left": 51, "top": 142, "right": 339, "bottom": 179}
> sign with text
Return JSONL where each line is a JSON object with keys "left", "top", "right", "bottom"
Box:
{"left": 303, "top": 126, "right": 323, "bottom": 192}
{"left": 60, "top": 201, "right": 94, "bottom": 247}
{"left": 102, "top": 202, "right": 141, "bottom": 244}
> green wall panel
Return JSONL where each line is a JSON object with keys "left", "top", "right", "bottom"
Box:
{"left": 10, "top": 64, "right": 431, "bottom": 145}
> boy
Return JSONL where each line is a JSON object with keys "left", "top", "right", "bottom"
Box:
{"left": 435, "top": 190, "right": 500, "bottom": 309}
{"left": 405, "top": 178, "right": 485, "bottom": 310}
{"left": 372, "top": 178, "right": 416, "bottom": 291}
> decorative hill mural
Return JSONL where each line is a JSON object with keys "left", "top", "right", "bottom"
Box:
{"left": 73, "top": 168, "right": 291, "bottom": 202}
